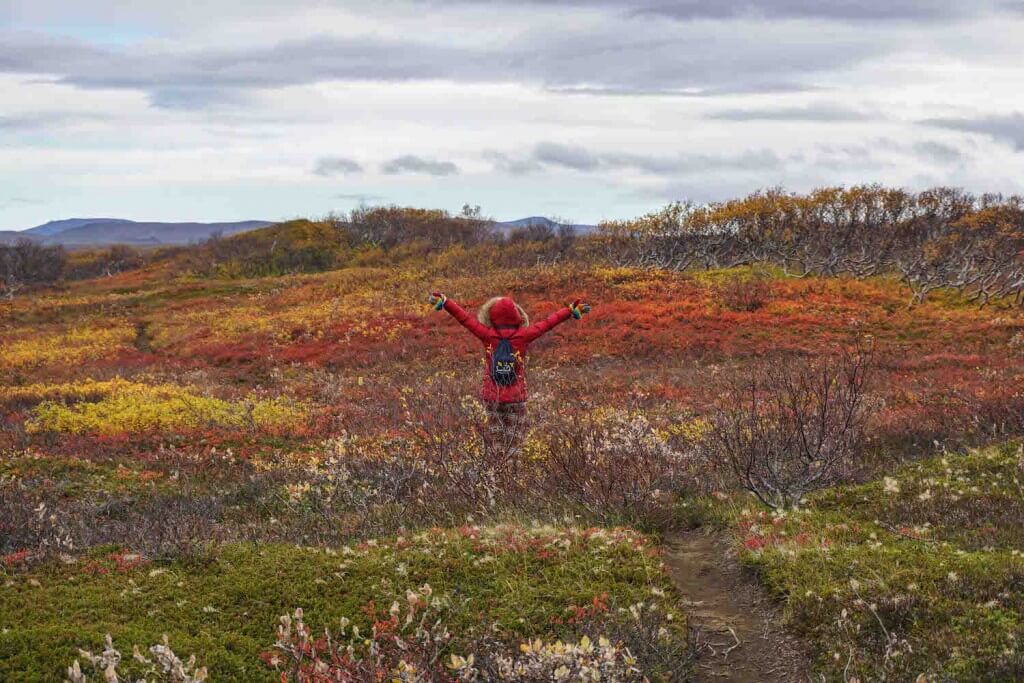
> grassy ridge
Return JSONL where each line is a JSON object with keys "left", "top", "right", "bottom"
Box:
{"left": 729, "top": 443, "right": 1024, "bottom": 680}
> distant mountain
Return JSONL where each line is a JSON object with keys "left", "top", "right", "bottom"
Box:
{"left": 1, "top": 215, "right": 596, "bottom": 247}
{"left": 494, "top": 216, "right": 597, "bottom": 233}
{"left": 1, "top": 219, "right": 274, "bottom": 246}
{"left": 23, "top": 218, "right": 133, "bottom": 237}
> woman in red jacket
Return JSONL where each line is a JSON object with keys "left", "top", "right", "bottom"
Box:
{"left": 428, "top": 292, "right": 590, "bottom": 453}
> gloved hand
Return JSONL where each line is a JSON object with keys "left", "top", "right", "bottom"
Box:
{"left": 428, "top": 291, "right": 447, "bottom": 311}
{"left": 569, "top": 299, "right": 591, "bottom": 319}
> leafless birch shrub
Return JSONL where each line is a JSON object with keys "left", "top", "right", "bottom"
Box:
{"left": 704, "top": 348, "right": 873, "bottom": 509}
{"left": 396, "top": 380, "right": 531, "bottom": 513}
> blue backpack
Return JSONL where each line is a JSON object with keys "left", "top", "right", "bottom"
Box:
{"left": 490, "top": 337, "right": 518, "bottom": 386}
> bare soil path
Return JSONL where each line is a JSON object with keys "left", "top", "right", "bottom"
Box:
{"left": 665, "top": 532, "right": 812, "bottom": 682}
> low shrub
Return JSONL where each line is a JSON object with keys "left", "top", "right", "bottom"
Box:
{"left": 24, "top": 380, "right": 306, "bottom": 436}
{"left": 717, "top": 272, "right": 772, "bottom": 312}
{"left": 1, "top": 326, "right": 134, "bottom": 371}
{"left": 703, "top": 347, "right": 873, "bottom": 509}
{"left": 540, "top": 408, "right": 699, "bottom": 526}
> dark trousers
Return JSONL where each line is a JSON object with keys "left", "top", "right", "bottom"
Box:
{"left": 483, "top": 401, "right": 527, "bottom": 457}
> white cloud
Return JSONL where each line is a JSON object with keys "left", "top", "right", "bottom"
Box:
{"left": 0, "top": 0, "right": 1022, "bottom": 228}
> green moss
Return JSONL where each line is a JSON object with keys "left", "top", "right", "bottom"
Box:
{"left": 727, "top": 442, "right": 1024, "bottom": 680}
{"left": 0, "top": 454, "right": 151, "bottom": 498}
{"left": 0, "top": 525, "right": 681, "bottom": 681}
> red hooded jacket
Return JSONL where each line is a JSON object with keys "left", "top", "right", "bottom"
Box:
{"left": 442, "top": 297, "right": 573, "bottom": 404}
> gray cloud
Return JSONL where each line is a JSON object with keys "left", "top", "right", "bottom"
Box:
{"left": 923, "top": 114, "right": 1024, "bottom": 150}
{"left": 85, "top": 37, "right": 463, "bottom": 89}
{"left": 811, "top": 138, "right": 971, "bottom": 170}
{"left": 7, "top": 0, "right": 1008, "bottom": 29}
{"left": 313, "top": 156, "right": 364, "bottom": 176}
{"left": 497, "top": 142, "right": 782, "bottom": 176}
{"left": 148, "top": 87, "right": 253, "bottom": 111}
{"left": 811, "top": 140, "right": 899, "bottom": 170}
{"left": 0, "top": 31, "right": 106, "bottom": 72}
{"left": 707, "top": 103, "right": 874, "bottom": 122}
{"left": 534, "top": 143, "right": 601, "bottom": 171}
{"left": 547, "top": 83, "right": 822, "bottom": 97}
{"left": 0, "top": 115, "right": 49, "bottom": 131}
{"left": 0, "top": 111, "right": 107, "bottom": 130}
{"left": 912, "top": 141, "right": 964, "bottom": 164}
{"left": 427, "top": 0, "right": 1000, "bottom": 21}
{"left": 483, "top": 151, "right": 543, "bottom": 175}
{"left": 381, "top": 155, "right": 459, "bottom": 176}
{"left": 0, "top": 16, "right": 894, "bottom": 108}
{"left": 604, "top": 149, "right": 783, "bottom": 175}
{"left": 0, "top": 33, "right": 476, "bottom": 107}
{"left": 625, "top": 0, "right": 984, "bottom": 21}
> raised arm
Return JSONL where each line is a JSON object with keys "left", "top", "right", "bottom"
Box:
{"left": 429, "top": 292, "right": 491, "bottom": 342}
{"left": 521, "top": 300, "right": 590, "bottom": 343}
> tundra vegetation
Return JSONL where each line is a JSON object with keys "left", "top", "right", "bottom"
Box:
{"left": 1, "top": 185, "right": 1022, "bottom": 681}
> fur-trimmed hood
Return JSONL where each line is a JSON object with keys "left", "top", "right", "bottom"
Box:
{"left": 477, "top": 296, "right": 530, "bottom": 328}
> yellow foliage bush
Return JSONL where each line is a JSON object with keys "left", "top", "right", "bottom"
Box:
{"left": 23, "top": 379, "right": 305, "bottom": 435}
{"left": 158, "top": 291, "right": 412, "bottom": 347}
{"left": 1, "top": 325, "right": 133, "bottom": 369}
{"left": 0, "top": 377, "right": 126, "bottom": 405}
{"left": 664, "top": 417, "right": 711, "bottom": 442}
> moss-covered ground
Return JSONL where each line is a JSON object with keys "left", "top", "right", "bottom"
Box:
{"left": 0, "top": 525, "right": 681, "bottom": 681}
{"left": 724, "top": 442, "right": 1024, "bottom": 680}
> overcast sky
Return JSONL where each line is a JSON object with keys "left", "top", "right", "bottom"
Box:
{"left": 1, "top": 0, "right": 1023, "bottom": 228}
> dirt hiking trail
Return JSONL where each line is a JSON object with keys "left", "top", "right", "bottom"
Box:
{"left": 666, "top": 532, "right": 812, "bottom": 682}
